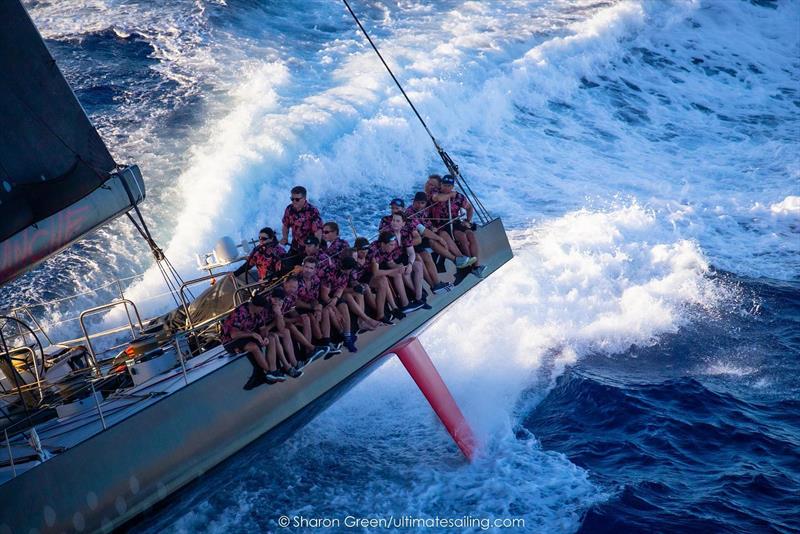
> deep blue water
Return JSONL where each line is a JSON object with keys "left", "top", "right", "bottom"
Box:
{"left": 5, "top": 0, "right": 800, "bottom": 532}
{"left": 528, "top": 276, "right": 800, "bottom": 532}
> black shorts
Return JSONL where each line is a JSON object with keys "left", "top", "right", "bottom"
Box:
{"left": 359, "top": 272, "right": 373, "bottom": 284}
{"left": 453, "top": 221, "right": 476, "bottom": 233}
{"left": 336, "top": 297, "right": 346, "bottom": 306}
{"left": 223, "top": 336, "right": 262, "bottom": 354}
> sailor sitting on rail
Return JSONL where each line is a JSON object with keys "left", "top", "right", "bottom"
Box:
{"left": 428, "top": 174, "right": 486, "bottom": 278}
{"left": 340, "top": 247, "right": 382, "bottom": 332}
{"left": 352, "top": 237, "right": 398, "bottom": 325}
{"left": 280, "top": 185, "right": 323, "bottom": 261}
{"left": 369, "top": 232, "right": 422, "bottom": 315}
{"left": 388, "top": 212, "right": 428, "bottom": 311}
{"left": 221, "top": 294, "right": 285, "bottom": 389}
{"left": 255, "top": 287, "right": 305, "bottom": 381}
{"left": 378, "top": 197, "right": 444, "bottom": 294}
{"left": 277, "top": 276, "right": 330, "bottom": 365}
{"left": 409, "top": 191, "right": 475, "bottom": 272}
{"left": 319, "top": 254, "right": 359, "bottom": 352}
{"left": 399, "top": 196, "right": 449, "bottom": 294}
{"left": 234, "top": 226, "right": 285, "bottom": 283}
{"left": 294, "top": 256, "right": 341, "bottom": 356}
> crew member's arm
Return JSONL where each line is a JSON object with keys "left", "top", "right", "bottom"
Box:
{"left": 229, "top": 327, "right": 264, "bottom": 345}
{"left": 272, "top": 301, "right": 287, "bottom": 332}
{"left": 371, "top": 259, "right": 402, "bottom": 278}
{"left": 280, "top": 208, "right": 291, "bottom": 245}
{"left": 320, "top": 283, "right": 336, "bottom": 309}
{"left": 464, "top": 199, "right": 474, "bottom": 225}
{"left": 405, "top": 245, "right": 416, "bottom": 266}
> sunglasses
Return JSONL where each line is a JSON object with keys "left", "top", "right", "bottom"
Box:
{"left": 259, "top": 236, "right": 269, "bottom": 241}
{"left": 322, "top": 229, "right": 334, "bottom": 234}
{"left": 290, "top": 196, "right": 304, "bottom": 202}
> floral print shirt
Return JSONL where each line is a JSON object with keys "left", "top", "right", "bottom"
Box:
{"left": 222, "top": 303, "right": 267, "bottom": 343}
{"left": 245, "top": 243, "right": 285, "bottom": 281}
{"left": 282, "top": 202, "right": 323, "bottom": 250}
{"left": 427, "top": 188, "right": 468, "bottom": 226}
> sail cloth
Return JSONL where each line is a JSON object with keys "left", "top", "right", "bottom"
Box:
{"left": 0, "top": 1, "right": 146, "bottom": 285}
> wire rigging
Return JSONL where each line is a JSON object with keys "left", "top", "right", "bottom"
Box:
{"left": 341, "top": 0, "right": 491, "bottom": 224}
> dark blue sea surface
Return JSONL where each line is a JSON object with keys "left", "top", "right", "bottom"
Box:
{"left": 528, "top": 274, "right": 800, "bottom": 532}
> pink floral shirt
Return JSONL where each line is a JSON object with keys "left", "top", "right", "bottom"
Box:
{"left": 282, "top": 202, "right": 323, "bottom": 249}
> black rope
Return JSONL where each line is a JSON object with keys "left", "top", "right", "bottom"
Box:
{"left": 120, "top": 179, "right": 193, "bottom": 304}
{"left": 341, "top": 0, "right": 491, "bottom": 224}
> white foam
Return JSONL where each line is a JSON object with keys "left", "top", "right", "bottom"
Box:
{"left": 769, "top": 195, "right": 800, "bottom": 216}
{"left": 704, "top": 362, "right": 757, "bottom": 377}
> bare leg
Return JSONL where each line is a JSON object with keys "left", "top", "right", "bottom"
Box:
{"left": 245, "top": 341, "right": 268, "bottom": 371}
{"left": 420, "top": 251, "right": 439, "bottom": 286}
{"left": 263, "top": 338, "right": 279, "bottom": 372}
{"left": 321, "top": 307, "right": 332, "bottom": 338}
{"left": 345, "top": 293, "right": 379, "bottom": 329}
{"left": 289, "top": 323, "right": 315, "bottom": 352}
{"left": 370, "top": 279, "right": 387, "bottom": 319}
{"left": 336, "top": 302, "right": 351, "bottom": 333}
{"left": 391, "top": 272, "right": 409, "bottom": 307}
{"left": 431, "top": 239, "right": 456, "bottom": 261}
{"left": 273, "top": 334, "right": 289, "bottom": 370}
{"left": 279, "top": 329, "right": 297, "bottom": 367}
{"left": 465, "top": 230, "right": 481, "bottom": 264}
{"left": 300, "top": 314, "right": 312, "bottom": 341}
{"left": 310, "top": 310, "right": 323, "bottom": 339}
{"left": 438, "top": 230, "right": 462, "bottom": 257}
{"left": 454, "top": 230, "right": 470, "bottom": 256}
{"left": 412, "top": 260, "right": 424, "bottom": 300}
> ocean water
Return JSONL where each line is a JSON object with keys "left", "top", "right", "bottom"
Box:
{"left": 5, "top": 0, "right": 800, "bottom": 531}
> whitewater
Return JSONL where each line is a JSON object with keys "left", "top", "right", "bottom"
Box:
{"left": 4, "top": 0, "right": 799, "bottom": 531}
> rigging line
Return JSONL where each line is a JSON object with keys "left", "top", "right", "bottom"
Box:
{"left": 341, "top": 0, "right": 437, "bottom": 144}
{"left": 341, "top": 0, "right": 492, "bottom": 223}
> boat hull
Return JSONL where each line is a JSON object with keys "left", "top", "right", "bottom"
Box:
{"left": 0, "top": 218, "right": 512, "bottom": 533}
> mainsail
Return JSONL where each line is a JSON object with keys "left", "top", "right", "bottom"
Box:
{"left": 0, "top": 1, "right": 145, "bottom": 285}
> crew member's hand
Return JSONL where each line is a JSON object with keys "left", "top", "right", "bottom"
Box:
{"left": 279, "top": 237, "right": 288, "bottom": 246}
{"left": 403, "top": 264, "right": 412, "bottom": 275}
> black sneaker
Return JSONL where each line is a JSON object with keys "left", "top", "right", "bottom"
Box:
{"left": 391, "top": 308, "right": 406, "bottom": 320}
{"left": 431, "top": 281, "right": 450, "bottom": 294}
{"left": 243, "top": 371, "right": 266, "bottom": 390}
{"left": 380, "top": 315, "right": 395, "bottom": 325}
{"left": 420, "top": 301, "right": 432, "bottom": 310}
{"left": 325, "top": 342, "right": 343, "bottom": 359}
{"left": 286, "top": 366, "right": 303, "bottom": 378}
{"left": 264, "top": 373, "right": 279, "bottom": 385}
{"left": 401, "top": 300, "right": 425, "bottom": 313}
{"left": 266, "top": 371, "right": 287, "bottom": 383}
{"left": 307, "top": 345, "right": 329, "bottom": 363}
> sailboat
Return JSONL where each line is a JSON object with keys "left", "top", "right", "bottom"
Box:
{"left": 0, "top": 1, "right": 513, "bottom": 532}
